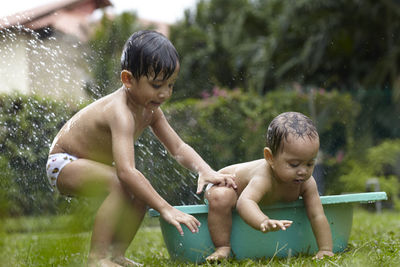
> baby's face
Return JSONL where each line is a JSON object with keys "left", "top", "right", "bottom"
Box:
{"left": 271, "top": 135, "right": 319, "bottom": 186}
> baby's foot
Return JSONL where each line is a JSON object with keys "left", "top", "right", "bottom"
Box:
{"left": 111, "top": 256, "right": 143, "bottom": 267}
{"left": 206, "top": 246, "right": 231, "bottom": 262}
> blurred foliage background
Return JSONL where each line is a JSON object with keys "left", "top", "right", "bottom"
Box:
{"left": 1, "top": 0, "right": 400, "bottom": 218}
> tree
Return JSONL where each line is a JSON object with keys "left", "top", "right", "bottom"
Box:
{"left": 86, "top": 12, "right": 142, "bottom": 98}
{"left": 169, "top": 0, "right": 255, "bottom": 99}
{"left": 170, "top": 0, "right": 400, "bottom": 101}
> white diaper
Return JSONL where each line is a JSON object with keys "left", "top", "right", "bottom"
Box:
{"left": 46, "top": 153, "right": 78, "bottom": 191}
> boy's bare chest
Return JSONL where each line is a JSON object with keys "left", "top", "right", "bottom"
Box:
{"left": 132, "top": 113, "right": 153, "bottom": 139}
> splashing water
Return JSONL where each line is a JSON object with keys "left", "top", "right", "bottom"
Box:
{"left": 0, "top": 21, "right": 202, "bottom": 218}
{"left": 0, "top": 21, "right": 89, "bottom": 104}
{"left": 135, "top": 129, "right": 202, "bottom": 206}
{"left": 0, "top": 20, "right": 96, "bottom": 216}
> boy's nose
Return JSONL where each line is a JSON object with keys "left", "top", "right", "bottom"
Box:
{"left": 159, "top": 87, "right": 172, "bottom": 99}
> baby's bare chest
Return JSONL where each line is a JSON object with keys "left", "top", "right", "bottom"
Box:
{"left": 259, "top": 188, "right": 301, "bottom": 205}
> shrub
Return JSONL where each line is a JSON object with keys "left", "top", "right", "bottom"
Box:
{"left": 337, "top": 140, "right": 400, "bottom": 209}
{"left": 0, "top": 94, "right": 80, "bottom": 216}
{"left": 166, "top": 88, "right": 358, "bottom": 168}
{"left": 0, "top": 89, "right": 367, "bottom": 211}
{"left": 162, "top": 88, "right": 359, "bottom": 201}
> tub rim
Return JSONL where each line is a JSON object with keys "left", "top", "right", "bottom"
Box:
{"left": 149, "top": 192, "right": 387, "bottom": 217}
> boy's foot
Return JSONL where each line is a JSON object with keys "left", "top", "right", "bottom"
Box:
{"left": 88, "top": 258, "right": 123, "bottom": 267}
{"left": 111, "top": 256, "right": 143, "bottom": 267}
{"left": 206, "top": 246, "right": 231, "bottom": 261}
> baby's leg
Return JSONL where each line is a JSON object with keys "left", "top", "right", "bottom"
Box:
{"left": 205, "top": 186, "right": 237, "bottom": 261}
{"left": 56, "top": 159, "right": 143, "bottom": 265}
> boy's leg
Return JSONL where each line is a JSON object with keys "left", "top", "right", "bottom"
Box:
{"left": 110, "top": 192, "right": 146, "bottom": 267}
{"left": 205, "top": 186, "right": 237, "bottom": 261}
{"left": 91, "top": 188, "right": 145, "bottom": 267}
{"left": 56, "top": 159, "right": 143, "bottom": 265}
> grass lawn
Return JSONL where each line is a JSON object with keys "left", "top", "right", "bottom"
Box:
{"left": 1, "top": 208, "right": 399, "bottom": 266}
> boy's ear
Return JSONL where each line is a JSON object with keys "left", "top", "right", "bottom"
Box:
{"left": 121, "top": 70, "right": 134, "bottom": 88}
{"left": 264, "top": 147, "right": 274, "bottom": 165}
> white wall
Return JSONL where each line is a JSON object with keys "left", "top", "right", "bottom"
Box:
{"left": 29, "top": 31, "right": 90, "bottom": 103}
{"left": 0, "top": 32, "right": 30, "bottom": 94}
{"left": 0, "top": 29, "right": 90, "bottom": 103}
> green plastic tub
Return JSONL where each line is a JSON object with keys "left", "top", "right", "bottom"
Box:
{"left": 149, "top": 192, "right": 387, "bottom": 263}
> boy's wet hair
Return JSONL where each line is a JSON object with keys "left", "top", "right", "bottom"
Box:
{"left": 266, "top": 112, "right": 318, "bottom": 155}
{"left": 121, "top": 30, "right": 179, "bottom": 81}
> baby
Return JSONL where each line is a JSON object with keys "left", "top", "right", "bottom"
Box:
{"left": 205, "top": 111, "right": 334, "bottom": 261}
{"left": 46, "top": 30, "right": 235, "bottom": 267}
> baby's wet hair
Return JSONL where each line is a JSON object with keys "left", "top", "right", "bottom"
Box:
{"left": 266, "top": 112, "right": 318, "bottom": 155}
{"left": 121, "top": 30, "right": 179, "bottom": 81}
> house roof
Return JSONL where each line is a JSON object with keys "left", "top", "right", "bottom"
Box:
{"left": 138, "top": 18, "right": 170, "bottom": 37}
{"left": 0, "top": 0, "right": 112, "bottom": 41}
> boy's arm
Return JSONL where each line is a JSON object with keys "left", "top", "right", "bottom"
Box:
{"left": 237, "top": 176, "right": 292, "bottom": 232}
{"left": 110, "top": 109, "right": 200, "bottom": 235}
{"left": 150, "top": 109, "right": 236, "bottom": 193}
{"left": 302, "top": 177, "right": 334, "bottom": 259}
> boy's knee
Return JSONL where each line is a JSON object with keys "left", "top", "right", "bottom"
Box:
{"left": 135, "top": 198, "right": 147, "bottom": 213}
{"left": 207, "top": 187, "right": 236, "bottom": 209}
{"left": 109, "top": 174, "right": 126, "bottom": 194}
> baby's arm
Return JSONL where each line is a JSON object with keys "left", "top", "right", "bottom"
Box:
{"left": 302, "top": 178, "right": 334, "bottom": 259}
{"left": 110, "top": 109, "right": 200, "bottom": 235}
{"left": 236, "top": 176, "right": 292, "bottom": 232}
{"left": 151, "top": 109, "right": 236, "bottom": 193}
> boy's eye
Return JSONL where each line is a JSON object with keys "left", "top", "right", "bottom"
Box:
{"left": 289, "top": 163, "right": 299, "bottom": 168}
{"left": 152, "top": 84, "right": 162, "bottom": 89}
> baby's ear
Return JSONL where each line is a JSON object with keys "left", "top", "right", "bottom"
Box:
{"left": 264, "top": 147, "right": 274, "bottom": 165}
{"left": 121, "top": 70, "right": 134, "bottom": 88}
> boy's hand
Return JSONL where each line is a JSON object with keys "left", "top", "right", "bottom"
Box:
{"left": 313, "top": 250, "right": 334, "bottom": 259}
{"left": 160, "top": 206, "right": 201, "bottom": 236}
{"left": 196, "top": 170, "right": 236, "bottom": 194}
{"left": 260, "top": 219, "right": 293, "bottom": 232}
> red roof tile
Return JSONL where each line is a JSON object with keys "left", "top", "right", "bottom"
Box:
{"left": 0, "top": 0, "right": 112, "bottom": 40}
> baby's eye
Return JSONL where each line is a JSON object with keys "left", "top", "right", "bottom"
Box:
{"left": 168, "top": 83, "right": 175, "bottom": 88}
{"left": 289, "top": 163, "right": 299, "bottom": 168}
{"left": 152, "top": 84, "right": 162, "bottom": 89}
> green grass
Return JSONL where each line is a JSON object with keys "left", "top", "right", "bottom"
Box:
{"left": 1, "top": 208, "right": 399, "bottom": 266}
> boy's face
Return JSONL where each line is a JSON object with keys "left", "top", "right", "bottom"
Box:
{"left": 126, "top": 64, "right": 180, "bottom": 110}
{"left": 268, "top": 134, "right": 319, "bottom": 187}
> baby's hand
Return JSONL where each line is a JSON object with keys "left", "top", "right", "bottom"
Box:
{"left": 313, "top": 250, "right": 334, "bottom": 259}
{"left": 160, "top": 206, "right": 201, "bottom": 236}
{"left": 196, "top": 170, "right": 236, "bottom": 194}
{"left": 260, "top": 219, "right": 293, "bottom": 232}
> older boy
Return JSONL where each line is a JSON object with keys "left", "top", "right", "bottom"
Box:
{"left": 205, "top": 112, "right": 333, "bottom": 261}
{"left": 46, "top": 30, "right": 236, "bottom": 267}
